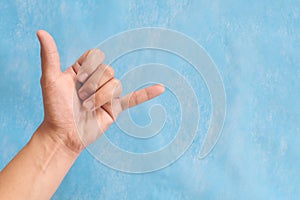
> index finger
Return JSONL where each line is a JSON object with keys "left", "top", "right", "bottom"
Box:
{"left": 120, "top": 84, "right": 165, "bottom": 110}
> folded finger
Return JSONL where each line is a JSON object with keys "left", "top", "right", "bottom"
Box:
{"left": 78, "top": 64, "right": 115, "bottom": 100}
{"left": 82, "top": 78, "right": 121, "bottom": 110}
{"left": 72, "top": 50, "right": 92, "bottom": 73}
{"left": 76, "top": 49, "right": 105, "bottom": 83}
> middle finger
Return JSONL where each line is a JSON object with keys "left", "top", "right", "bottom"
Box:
{"left": 78, "top": 64, "right": 114, "bottom": 100}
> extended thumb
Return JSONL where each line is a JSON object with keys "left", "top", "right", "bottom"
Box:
{"left": 36, "top": 30, "right": 61, "bottom": 83}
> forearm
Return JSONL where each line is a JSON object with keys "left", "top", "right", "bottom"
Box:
{"left": 0, "top": 124, "right": 80, "bottom": 199}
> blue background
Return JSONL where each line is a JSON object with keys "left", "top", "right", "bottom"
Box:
{"left": 0, "top": 0, "right": 299, "bottom": 199}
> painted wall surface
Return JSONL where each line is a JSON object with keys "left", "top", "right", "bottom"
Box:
{"left": 0, "top": 0, "right": 299, "bottom": 199}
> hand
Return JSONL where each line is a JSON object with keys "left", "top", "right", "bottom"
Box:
{"left": 37, "top": 30, "right": 165, "bottom": 154}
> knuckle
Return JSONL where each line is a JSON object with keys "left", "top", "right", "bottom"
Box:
{"left": 113, "top": 78, "right": 120, "bottom": 85}
{"left": 131, "top": 92, "right": 139, "bottom": 105}
{"left": 40, "top": 75, "right": 55, "bottom": 88}
{"left": 105, "top": 66, "right": 114, "bottom": 77}
{"left": 40, "top": 76, "right": 44, "bottom": 84}
{"left": 40, "top": 77, "right": 45, "bottom": 87}
{"left": 90, "top": 48, "right": 105, "bottom": 59}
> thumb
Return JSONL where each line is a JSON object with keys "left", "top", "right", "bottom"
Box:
{"left": 36, "top": 30, "right": 61, "bottom": 84}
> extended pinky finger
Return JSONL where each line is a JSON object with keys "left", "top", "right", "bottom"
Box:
{"left": 120, "top": 84, "right": 165, "bottom": 110}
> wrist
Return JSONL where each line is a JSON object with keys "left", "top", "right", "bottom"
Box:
{"left": 0, "top": 126, "right": 81, "bottom": 200}
{"left": 33, "top": 123, "right": 82, "bottom": 160}
{"left": 13, "top": 124, "right": 81, "bottom": 198}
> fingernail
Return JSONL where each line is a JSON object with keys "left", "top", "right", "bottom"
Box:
{"left": 79, "top": 91, "right": 88, "bottom": 100}
{"left": 83, "top": 99, "right": 94, "bottom": 110}
{"left": 77, "top": 72, "right": 88, "bottom": 82}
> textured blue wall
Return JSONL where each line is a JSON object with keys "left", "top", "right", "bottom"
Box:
{"left": 0, "top": 0, "right": 300, "bottom": 199}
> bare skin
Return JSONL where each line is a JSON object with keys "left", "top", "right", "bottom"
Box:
{"left": 0, "top": 30, "right": 165, "bottom": 199}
